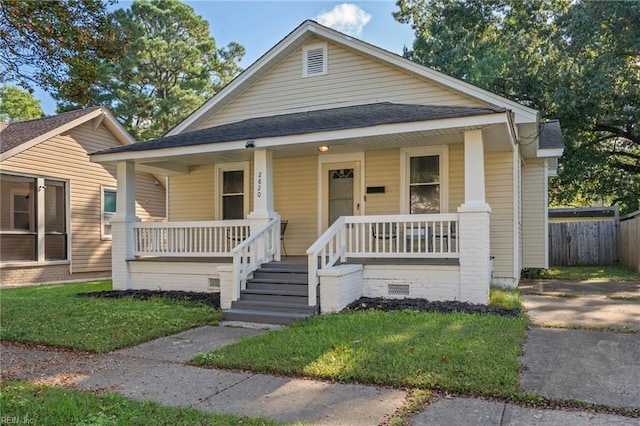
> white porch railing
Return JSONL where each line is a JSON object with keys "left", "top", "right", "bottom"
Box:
{"left": 231, "top": 217, "right": 281, "bottom": 301}
{"left": 306, "top": 214, "right": 459, "bottom": 306}
{"left": 133, "top": 220, "right": 250, "bottom": 257}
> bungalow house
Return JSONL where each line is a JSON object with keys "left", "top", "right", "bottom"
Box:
{"left": 91, "top": 21, "right": 563, "bottom": 323}
{"left": 0, "top": 107, "right": 166, "bottom": 285}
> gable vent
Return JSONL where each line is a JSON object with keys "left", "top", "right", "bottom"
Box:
{"left": 303, "top": 43, "right": 327, "bottom": 77}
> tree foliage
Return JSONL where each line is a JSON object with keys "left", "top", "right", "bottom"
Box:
{"left": 57, "top": 0, "right": 245, "bottom": 140}
{"left": 394, "top": 0, "right": 640, "bottom": 213}
{"left": 0, "top": 84, "right": 44, "bottom": 122}
{"left": 0, "top": 0, "right": 120, "bottom": 98}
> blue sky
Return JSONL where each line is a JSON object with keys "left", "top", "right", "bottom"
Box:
{"left": 33, "top": 1, "right": 416, "bottom": 115}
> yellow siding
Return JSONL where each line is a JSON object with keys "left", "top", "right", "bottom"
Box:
{"left": 1, "top": 121, "right": 165, "bottom": 273}
{"left": 448, "top": 144, "right": 465, "bottom": 210}
{"left": 522, "top": 159, "right": 547, "bottom": 268}
{"left": 485, "top": 151, "right": 515, "bottom": 279}
{"left": 364, "top": 149, "right": 399, "bottom": 215}
{"left": 199, "top": 38, "right": 486, "bottom": 129}
{"left": 169, "top": 165, "right": 215, "bottom": 220}
{"left": 273, "top": 156, "right": 317, "bottom": 255}
{"left": 168, "top": 163, "right": 254, "bottom": 221}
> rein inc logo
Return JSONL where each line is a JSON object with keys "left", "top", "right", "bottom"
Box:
{"left": 1, "top": 416, "right": 35, "bottom": 424}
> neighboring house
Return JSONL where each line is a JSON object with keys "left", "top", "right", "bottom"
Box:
{"left": 91, "top": 21, "right": 563, "bottom": 323}
{"left": 0, "top": 107, "right": 166, "bottom": 285}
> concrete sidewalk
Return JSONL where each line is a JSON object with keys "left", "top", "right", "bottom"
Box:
{"left": 2, "top": 324, "right": 639, "bottom": 425}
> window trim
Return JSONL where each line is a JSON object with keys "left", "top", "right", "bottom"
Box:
{"left": 215, "top": 162, "right": 250, "bottom": 220}
{"left": 400, "top": 146, "right": 449, "bottom": 214}
{"left": 101, "top": 186, "right": 117, "bottom": 240}
{"left": 302, "top": 42, "right": 328, "bottom": 78}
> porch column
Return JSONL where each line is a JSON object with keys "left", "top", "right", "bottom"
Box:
{"left": 248, "top": 149, "right": 275, "bottom": 219}
{"left": 110, "top": 161, "right": 139, "bottom": 290}
{"left": 247, "top": 149, "right": 279, "bottom": 258}
{"left": 458, "top": 130, "right": 492, "bottom": 303}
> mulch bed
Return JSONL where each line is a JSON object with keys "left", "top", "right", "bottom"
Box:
{"left": 78, "top": 291, "right": 518, "bottom": 316}
{"left": 347, "top": 297, "right": 521, "bottom": 317}
{"left": 78, "top": 290, "right": 220, "bottom": 308}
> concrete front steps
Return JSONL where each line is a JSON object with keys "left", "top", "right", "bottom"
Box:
{"left": 222, "top": 262, "right": 319, "bottom": 325}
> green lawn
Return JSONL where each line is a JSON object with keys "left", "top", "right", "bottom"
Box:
{"left": 0, "top": 281, "right": 220, "bottom": 352}
{"left": 0, "top": 380, "right": 279, "bottom": 426}
{"left": 192, "top": 309, "right": 527, "bottom": 398}
{"left": 539, "top": 266, "right": 640, "bottom": 281}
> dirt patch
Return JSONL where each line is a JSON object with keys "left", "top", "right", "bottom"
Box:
{"left": 78, "top": 290, "right": 220, "bottom": 308}
{"left": 347, "top": 297, "right": 520, "bottom": 317}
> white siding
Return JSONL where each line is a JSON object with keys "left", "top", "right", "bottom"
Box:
{"left": 199, "top": 38, "right": 486, "bottom": 129}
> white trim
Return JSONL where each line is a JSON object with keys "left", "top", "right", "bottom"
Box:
{"left": 543, "top": 160, "right": 549, "bottom": 269}
{"left": 317, "top": 152, "right": 365, "bottom": 235}
{"left": 302, "top": 42, "right": 327, "bottom": 77}
{"left": 167, "top": 20, "right": 538, "bottom": 134}
{"left": 93, "top": 112, "right": 512, "bottom": 164}
{"left": 400, "top": 146, "right": 449, "bottom": 215}
{"left": 101, "top": 186, "right": 117, "bottom": 240}
{"left": 512, "top": 149, "right": 520, "bottom": 280}
{"left": 215, "top": 161, "right": 250, "bottom": 220}
{"left": 537, "top": 148, "right": 564, "bottom": 158}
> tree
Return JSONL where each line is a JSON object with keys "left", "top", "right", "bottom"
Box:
{"left": 394, "top": 0, "right": 640, "bottom": 213}
{"left": 0, "top": 84, "right": 44, "bottom": 122}
{"left": 0, "top": 0, "right": 120, "bottom": 98}
{"left": 57, "top": 0, "right": 245, "bottom": 140}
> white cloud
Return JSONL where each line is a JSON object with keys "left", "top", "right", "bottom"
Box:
{"left": 315, "top": 4, "right": 371, "bottom": 37}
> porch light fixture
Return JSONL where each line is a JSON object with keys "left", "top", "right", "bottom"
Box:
{"left": 317, "top": 145, "right": 329, "bottom": 153}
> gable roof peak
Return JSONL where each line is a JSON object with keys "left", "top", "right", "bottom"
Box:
{"left": 168, "top": 19, "right": 538, "bottom": 135}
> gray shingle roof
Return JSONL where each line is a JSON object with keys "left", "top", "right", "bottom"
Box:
{"left": 539, "top": 119, "right": 564, "bottom": 150}
{"left": 0, "top": 107, "right": 102, "bottom": 154}
{"left": 94, "top": 102, "right": 506, "bottom": 156}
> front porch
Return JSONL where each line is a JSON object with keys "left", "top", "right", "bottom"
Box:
{"left": 94, "top": 104, "right": 515, "bottom": 323}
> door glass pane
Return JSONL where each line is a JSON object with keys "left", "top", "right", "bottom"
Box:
{"left": 1, "top": 174, "right": 36, "bottom": 261}
{"left": 45, "top": 180, "right": 67, "bottom": 260}
{"left": 410, "top": 185, "right": 440, "bottom": 214}
{"left": 328, "top": 169, "right": 354, "bottom": 225}
{"left": 410, "top": 155, "right": 439, "bottom": 184}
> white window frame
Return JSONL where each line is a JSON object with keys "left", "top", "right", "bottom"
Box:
{"left": 400, "top": 146, "right": 449, "bottom": 214}
{"left": 101, "top": 186, "right": 117, "bottom": 240}
{"left": 302, "top": 42, "right": 328, "bottom": 78}
{"left": 215, "top": 162, "right": 250, "bottom": 220}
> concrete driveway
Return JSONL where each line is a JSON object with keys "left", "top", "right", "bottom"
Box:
{"left": 518, "top": 279, "right": 640, "bottom": 410}
{"left": 520, "top": 279, "right": 640, "bottom": 330}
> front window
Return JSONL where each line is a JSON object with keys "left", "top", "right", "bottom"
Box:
{"left": 102, "top": 188, "right": 116, "bottom": 239}
{"left": 222, "top": 170, "right": 244, "bottom": 220}
{"left": 401, "top": 146, "right": 448, "bottom": 214}
{"left": 216, "top": 162, "right": 249, "bottom": 220}
{"left": 410, "top": 155, "right": 440, "bottom": 214}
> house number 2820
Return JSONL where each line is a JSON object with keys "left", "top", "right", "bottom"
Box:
{"left": 257, "top": 172, "right": 262, "bottom": 198}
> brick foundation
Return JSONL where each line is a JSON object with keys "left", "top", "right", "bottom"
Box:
{"left": 1, "top": 264, "right": 111, "bottom": 286}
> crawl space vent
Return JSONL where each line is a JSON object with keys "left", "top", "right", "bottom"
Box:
{"left": 388, "top": 284, "right": 410, "bottom": 296}
{"left": 208, "top": 278, "right": 220, "bottom": 290}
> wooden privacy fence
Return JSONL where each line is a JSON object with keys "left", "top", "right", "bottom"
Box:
{"left": 548, "top": 209, "right": 640, "bottom": 271}
{"left": 549, "top": 221, "right": 618, "bottom": 266}
{"left": 619, "top": 211, "right": 640, "bottom": 272}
